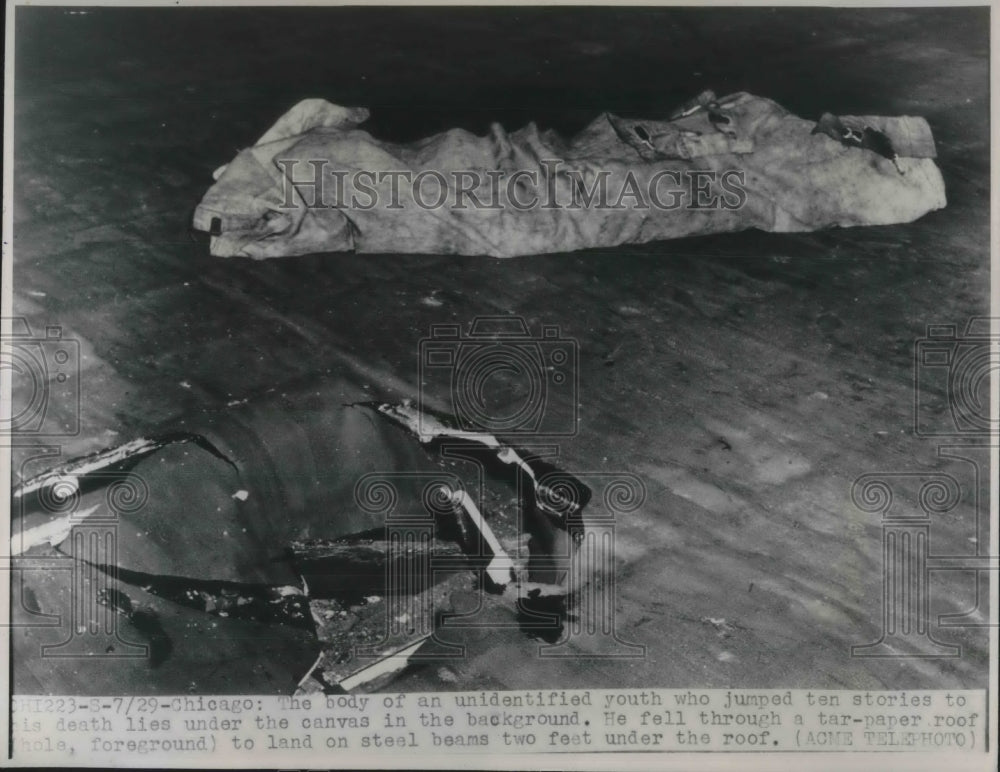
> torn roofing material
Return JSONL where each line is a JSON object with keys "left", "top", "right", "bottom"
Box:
{"left": 362, "top": 401, "right": 592, "bottom": 525}
{"left": 10, "top": 387, "right": 594, "bottom": 694}
{"left": 12, "top": 432, "right": 238, "bottom": 503}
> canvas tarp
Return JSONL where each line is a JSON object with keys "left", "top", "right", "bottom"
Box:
{"left": 193, "top": 92, "right": 946, "bottom": 259}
